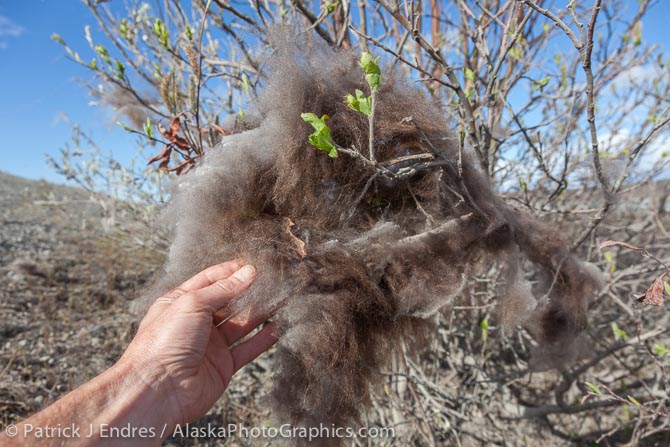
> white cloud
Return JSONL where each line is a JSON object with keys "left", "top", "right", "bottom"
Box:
{"left": 598, "top": 126, "right": 670, "bottom": 181}
{"left": 0, "top": 16, "right": 25, "bottom": 37}
{"left": 612, "top": 64, "right": 666, "bottom": 90}
{"left": 635, "top": 132, "right": 670, "bottom": 175}
{"left": 0, "top": 15, "right": 25, "bottom": 49}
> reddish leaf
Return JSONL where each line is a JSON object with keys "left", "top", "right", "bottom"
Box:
{"left": 178, "top": 162, "right": 194, "bottom": 176}
{"left": 174, "top": 135, "right": 191, "bottom": 150}
{"left": 147, "top": 145, "right": 171, "bottom": 165}
{"left": 600, "top": 240, "right": 642, "bottom": 251}
{"left": 148, "top": 112, "right": 205, "bottom": 174}
{"left": 637, "top": 274, "right": 666, "bottom": 306}
{"left": 168, "top": 113, "right": 184, "bottom": 136}
{"left": 166, "top": 159, "right": 192, "bottom": 175}
{"left": 284, "top": 218, "right": 307, "bottom": 258}
{"left": 211, "top": 123, "right": 231, "bottom": 136}
{"left": 157, "top": 121, "right": 169, "bottom": 136}
{"left": 158, "top": 113, "right": 191, "bottom": 150}
{"left": 158, "top": 155, "right": 171, "bottom": 171}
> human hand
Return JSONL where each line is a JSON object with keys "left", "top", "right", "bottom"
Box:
{"left": 3, "top": 260, "right": 276, "bottom": 446}
{"left": 117, "top": 259, "right": 277, "bottom": 429}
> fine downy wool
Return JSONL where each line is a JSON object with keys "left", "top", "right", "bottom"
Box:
{"left": 149, "top": 31, "right": 603, "bottom": 441}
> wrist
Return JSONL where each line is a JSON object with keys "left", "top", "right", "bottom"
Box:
{"left": 90, "top": 359, "right": 180, "bottom": 443}
{"left": 7, "top": 360, "right": 180, "bottom": 446}
{"left": 66, "top": 361, "right": 178, "bottom": 446}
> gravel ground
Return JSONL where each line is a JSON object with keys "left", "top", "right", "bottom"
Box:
{"left": 0, "top": 172, "right": 273, "bottom": 446}
{"left": 0, "top": 171, "right": 161, "bottom": 424}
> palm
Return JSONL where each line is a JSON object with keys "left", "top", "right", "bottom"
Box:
{"left": 165, "top": 322, "right": 235, "bottom": 422}
{"left": 122, "top": 260, "right": 277, "bottom": 426}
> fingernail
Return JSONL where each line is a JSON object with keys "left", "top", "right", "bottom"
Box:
{"left": 232, "top": 264, "right": 256, "bottom": 282}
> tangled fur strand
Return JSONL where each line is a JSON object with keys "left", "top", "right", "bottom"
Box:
{"left": 149, "top": 33, "right": 603, "bottom": 442}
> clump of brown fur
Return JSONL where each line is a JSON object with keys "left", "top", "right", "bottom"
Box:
{"left": 151, "top": 30, "right": 603, "bottom": 441}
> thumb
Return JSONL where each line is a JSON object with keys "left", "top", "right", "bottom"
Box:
{"left": 187, "top": 264, "right": 256, "bottom": 312}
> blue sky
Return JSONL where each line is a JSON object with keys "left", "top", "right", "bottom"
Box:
{"left": 0, "top": 0, "right": 669, "bottom": 184}
{"left": 0, "top": 0, "right": 132, "bottom": 183}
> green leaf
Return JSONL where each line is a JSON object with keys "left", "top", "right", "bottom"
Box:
{"left": 301, "top": 113, "right": 328, "bottom": 133}
{"left": 464, "top": 67, "right": 475, "bottom": 82}
{"left": 536, "top": 77, "right": 550, "bottom": 91}
{"left": 345, "top": 89, "right": 372, "bottom": 116}
{"left": 359, "top": 52, "right": 381, "bottom": 92}
{"left": 117, "top": 121, "right": 133, "bottom": 132}
{"left": 610, "top": 322, "right": 628, "bottom": 341}
{"left": 359, "top": 51, "right": 373, "bottom": 69}
{"left": 603, "top": 251, "right": 614, "bottom": 263}
{"left": 90, "top": 59, "right": 98, "bottom": 71}
{"left": 115, "top": 61, "right": 125, "bottom": 79}
{"left": 627, "top": 395, "right": 641, "bottom": 406}
{"left": 185, "top": 25, "right": 193, "bottom": 41}
{"left": 383, "top": 384, "right": 393, "bottom": 398}
{"left": 653, "top": 343, "right": 670, "bottom": 357}
{"left": 518, "top": 177, "right": 527, "bottom": 193}
{"left": 301, "top": 113, "right": 338, "bottom": 158}
{"left": 144, "top": 117, "right": 153, "bottom": 139}
{"left": 603, "top": 250, "right": 616, "bottom": 272}
{"left": 344, "top": 94, "right": 357, "bottom": 111}
{"left": 370, "top": 194, "right": 383, "bottom": 209}
{"left": 153, "top": 19, "right": 169, "bottom": 48}
{"left": 480, "top": 319, "right": 489, "bottom": 343}
{"left": 119, "top": 19, "right": 128, "bottom": 40}
{"left": 51, "top": 34, "right": 65, "bottom": 45}
{"left": 241, "top": 73, "right": 250, "bottom": 96}
{"left": 585, "top": 382, "right": 602, "bottom": 395}
{"left": 663, "top": 280, "right": 670, "bottom": 296}
{"left": 95, "top": 45, "right": 110, "bottom": 65}
{"left": 153, "top": 19, "right": 163, "bottom": 37}
{"left": 632, "top": 22, "right": 642, "bottom": 46}
{"left": 324, "top": 0, "right": 338, "bottom": 13}
{"left": 308, "top": 133, "right": 338, "bottom": 157}
{"left": 365, "top": 72, "right": 381, "bottom": 92}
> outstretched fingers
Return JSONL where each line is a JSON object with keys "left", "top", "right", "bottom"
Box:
{"left": 143, "top": 260, "right": 251, "bottom": 327}
{"left": 230, "top": 322, "right": 278, "bottom": 374}
{"left": 217, "top": 308, "right": 271, "bottom": 345}
{"left": 168, "top": 259, "right": 247, "bottom": 300}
